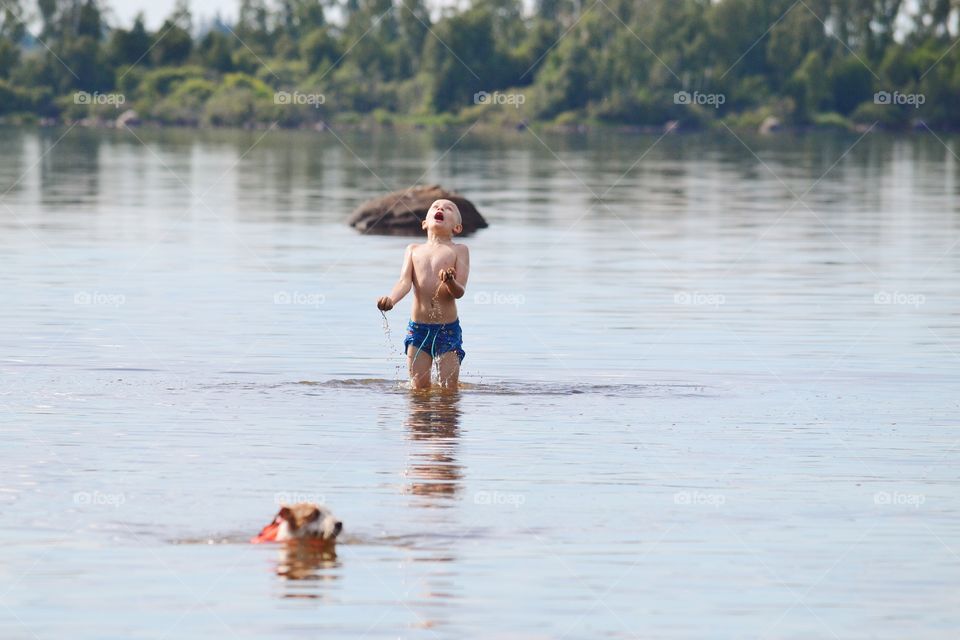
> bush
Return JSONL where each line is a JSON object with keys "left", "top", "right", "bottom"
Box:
{"left": 811, "top": 111, "right": 853, "bottom": 130}
{"left": 850, "top": 101, "right": 909, "bottom": 128}
{"left": 203, "top": 87, "right": 260, "bottom": 127}
{"left": 256, "top": 60, "right": 309, "bottom": 87}
{"left": 139, "top": 66, "right": 207, "bottom": 98}
{"left": 114, "top": 65, "right": 147, "bottom": 97}
{"left": 230, "top": 49, "right": 261, "bottom": 75}
{"left": 221, "top": 72, "right": 273, "bottom": 98}
{"left": 149, "top": 78, "right": 217, "bottom": 125}
{"left": 203, "top": 75, "right": 277, "bottom": 127}
{"left": 589, "top": 89, "right": 677, "bottom": 126}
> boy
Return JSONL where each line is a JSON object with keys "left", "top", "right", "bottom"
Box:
{"left": 377, "top": 199, "right": 470, "bottom": 390}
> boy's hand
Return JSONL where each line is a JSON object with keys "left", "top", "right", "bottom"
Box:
{"left": 439, "top": 268, "right": 456, "bottom": 283}
{"left": 377, "top": 296, "right": 394, "bottom": 311}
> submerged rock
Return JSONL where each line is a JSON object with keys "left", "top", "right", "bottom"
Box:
{"left": 348, "top": 185, "right": 487, "bottom": 236}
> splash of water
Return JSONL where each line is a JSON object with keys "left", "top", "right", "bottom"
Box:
{"left": 381, "top": 310, "right": 403, "bottom": 381}
{"left": 380, "top": 309, "right": 391, "bottom": 343}
{"left": 428, "top": 282, "right": 445, "bottom": 378}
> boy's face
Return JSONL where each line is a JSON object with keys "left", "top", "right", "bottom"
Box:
{"left": 423, "top": 199, "right": 462, "bottom": 235}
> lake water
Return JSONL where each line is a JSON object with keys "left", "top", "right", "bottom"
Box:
{"left": 1, "top": 124, "right": 958, "bottom": 639}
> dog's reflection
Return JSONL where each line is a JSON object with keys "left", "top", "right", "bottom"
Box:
{"left": 273, "top": 541, "right": 341, "bottom": 595}
{"left": 405, "top": 390, "right": 462, "bottom": 503}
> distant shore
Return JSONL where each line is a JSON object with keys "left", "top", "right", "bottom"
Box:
{"left": 0, "top": 111, "right": 945, "bottom": 137}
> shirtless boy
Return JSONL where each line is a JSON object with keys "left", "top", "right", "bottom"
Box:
{"left": 377, "top": 199, "right": 470, "bottom": 390}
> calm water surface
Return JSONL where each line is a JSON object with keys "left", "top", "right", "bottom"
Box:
{"left": 1, "top": 125, "right": 959, "bottom": 639}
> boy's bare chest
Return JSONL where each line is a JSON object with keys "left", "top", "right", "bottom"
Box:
{"left": 412, "top": 246, "right": 457, "bottom": 277}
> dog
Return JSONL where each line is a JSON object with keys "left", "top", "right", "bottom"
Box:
{"left": 251, "top": 503, "right": 342, "bottom": 546}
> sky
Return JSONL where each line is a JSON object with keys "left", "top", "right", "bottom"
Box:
{"left": 106, "top": 0, "right": 476, "bottom": 29}
{"left": 109, "top": 0, "right": 237, "bottom": 28}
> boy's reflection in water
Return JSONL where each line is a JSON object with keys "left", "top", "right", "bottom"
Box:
{"left": 404, "top": 390, "right": 462, "bottom": 504}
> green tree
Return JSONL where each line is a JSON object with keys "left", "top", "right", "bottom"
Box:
{"left": 531, "top": 18, "right": 601, "bottom": 118}
{"left": 766, "top": 7, "right": 827, "bottom": 88}
{"left": 35, "top": 0, "right": 111, "bottom": 92}
{"left": 828, "top": 0, "right": 903, "bottom": 61}
{"left": 277, "top": 0, "right": 326, "bottom": 39}
{"left": 534, "top": 0, "right": 578, "bottom": 22}
{"left": 511, "top": 18, "right": 555, "bottom": 83}
{"left": 474, "top": 0, "right": 525, "bottom": 43}
{"left": 198, "top": 30, "right": 235, "bottom": 72}
{"left": 0, "top": 0, "right": 26, "bottom": 78}
{"left": 108, "top": 14, "right": 152, "bottom": 67}
{"left": 152, "top": 3, "right": 193, "bottom": 67}
{"left": 300, "top": 26, "right": 341, "bottom": 70}
{"left": 828, "top": 56, "right": 874, "bottom": 114}
{"left": 337, "top": 0, "right": 399, "bottom": 80}
{"left": 787, "top": 51, "right": 828, "bottom": 122}
{"left": 2, "top": 0, "right": 960, "bottom": 128}
{"left": 236, "top": 0, "right": 272, "bottom": 52}
{"left": 421, "top": 6, "right": 521, "bottom": 112}
{"left": 151, "top": 21, "right": 192, "bottom": 66}
{"left": 706, "top": 0, "right": 782, "bottom": 79}
{"left": 396, "top": 0, "right": 431, "bottom": 77}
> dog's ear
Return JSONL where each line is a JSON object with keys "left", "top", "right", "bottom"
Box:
{"left": 278, "top": 506, "right": 294, "bottom": 521}
{"left": 305, "top": 507, "right": 322, "bottom": 523}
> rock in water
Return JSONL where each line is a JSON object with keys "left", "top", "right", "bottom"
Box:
{"left": 348, "top": 185, "right": 487, "bottom": 236}
{"left": 758, "top": 116, "right": 782, "bottom": 135}
{"left": 116, "top": 109, "right": 140, "bottom": 128}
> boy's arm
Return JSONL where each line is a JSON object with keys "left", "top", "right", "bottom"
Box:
{"left": 377, "top": 245, "right": 415, "bottom": 311}
{"left": 440, "top": 245, "right": 470, "bottom": 299}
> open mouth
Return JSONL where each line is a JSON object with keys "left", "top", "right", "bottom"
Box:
{"left": 434, "top": 212, "right": 444, "bottom": 221}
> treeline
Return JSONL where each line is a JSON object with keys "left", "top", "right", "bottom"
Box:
{"left": 0, "top": 0, "right": 958, "bottom": 129}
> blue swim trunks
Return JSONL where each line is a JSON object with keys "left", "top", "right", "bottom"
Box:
{"left": 404, "top": 319, "right": 465, "bottom": 363}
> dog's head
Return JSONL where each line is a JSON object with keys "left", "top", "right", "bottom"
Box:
{"left": 251, "top": 503, "right": 342, "bottom": 544}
